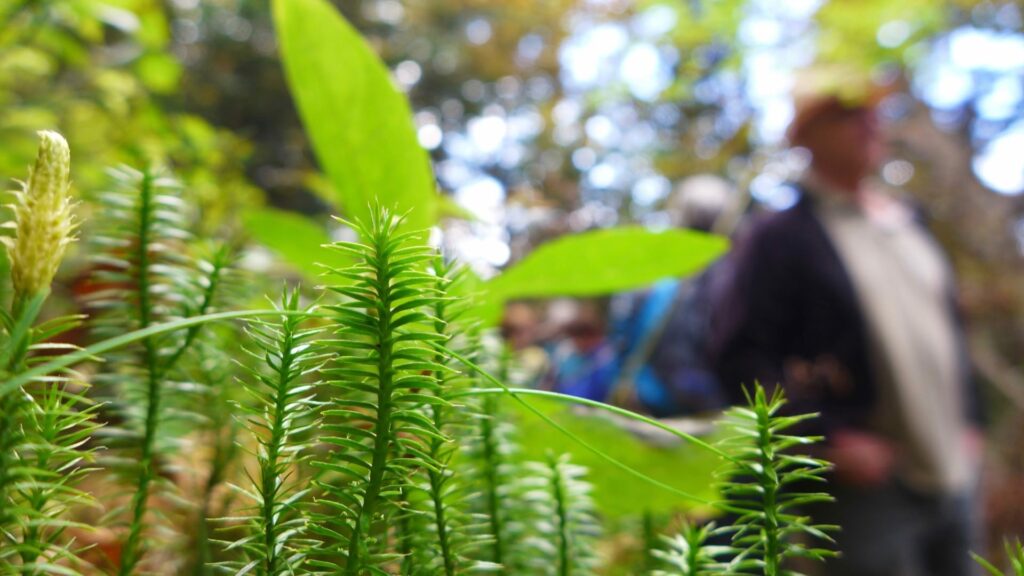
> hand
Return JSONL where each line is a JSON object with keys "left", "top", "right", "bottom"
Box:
{"left": 963, "top": 426, "right": 985, "bottom": 465}
{"left": 827, "top": 429, "right": 896, "bottom": 488}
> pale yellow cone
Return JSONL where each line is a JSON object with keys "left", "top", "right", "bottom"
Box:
{"left": 4, "top": 130, "right": 76, "bottom": 298}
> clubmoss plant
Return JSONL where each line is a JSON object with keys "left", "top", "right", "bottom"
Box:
{"left": 717, "top": 386, "right": 835, "bottom": 576}
{"left": 0, "top": 131, "right": 98, "bottom": 574}
{"left": 396, "top": 256, "right": 492, "bottom": 575}
{"left": 651, "top": 522, "right": 734, "bottom": 576}
{"left": 180, "top": 245, "right": 245, "bottom": 573}
{"left": 524, "top": 453, "right": 601, "bottom": 576}
{"left": 310, "top": 208, "right": 449, "bottom": 575}
{"left": 86, "top": 167, "right": 232, "bottom": 574}
{"left": 0, "top": 186, "right": 856, "bottom": 576}
{"left": 221, "top": 287, "right": 324, "bottom": 575}
{"left": 459, "top": 342, "right": 549, "bottom": 574}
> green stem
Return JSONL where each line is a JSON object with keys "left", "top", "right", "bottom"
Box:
{"left": 20, "top": 394, "right": 57, "bottom": 574}
{"left": 427, "top": 457, "right": 456, "bottom": 576}
{"left": 758, "top": 405, "right": 779, "bottom": 576}
{"left": 551, "top": 458, "right": 571, "bottom": 576}
{"left": 121, "top": 188, "right": 231, "bottom": 574}
{"left": 397, "top": 483, "right": 417, "bottom": 573}
{"left": 0, "top": 291, "right": 47, "bottom": 567}
{"left": 427, "top": 286, "right": 456, "bottom": 576}
{"left": 425, "top": 393, "right": 456, "bottom": 575}
{"left": 642, "top": 511, "right": 657, "bottom": 574}
{"left": 0, "top": 392, "right": 25, "bottom": 552}
{"left": 344, "top": 241, "right": 395, "bottom": 576}
{"left": 261, "top": 317, "right": 298, "bottom": 575}
{"left": 120, "top": 173, "right": 160, "bottom": 575}
{"left": 120, "top": 364, "right": 159, "bottom": 573}
{"left": 162, "top": 249, "right": 228, "bottom": 379}
{"left": 397, "top": 486, "right": 417, "bottom": 575}
{"left": 685, "top": 527, "right": 702, "bottom": 576}
{"left": 479, "top": 396, "right": 505, "bottom": 568}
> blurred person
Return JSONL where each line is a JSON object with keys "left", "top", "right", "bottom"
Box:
{"left": 708, "top": 64, "right": 985, "bottom": 576}
{"left": 500, "top": 300, "right": 541, "bottom": 352}
{"left": 603, "top": 174, "right": 734, "bottom": 416}
{"left": 543, "top": 298, "right": 620, "bottom": 401}
{"left": 497, "top": 300, "right": 549, "bottom": 384}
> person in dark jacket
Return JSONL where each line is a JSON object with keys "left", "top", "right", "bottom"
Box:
{"left": 708, "top": 65, "right": 984, "bottom": 576}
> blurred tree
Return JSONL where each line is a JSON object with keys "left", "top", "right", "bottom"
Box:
{"left": 0, "top": 0, "right": 259, "bottom": 238}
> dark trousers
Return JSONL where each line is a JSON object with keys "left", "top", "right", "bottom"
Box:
{"left": 806, "top": 479, "right": 981, "bottom": 576}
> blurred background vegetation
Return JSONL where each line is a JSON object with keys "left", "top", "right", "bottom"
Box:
{"left": 3, "top": 0, "right": 1024, "bottom": 562}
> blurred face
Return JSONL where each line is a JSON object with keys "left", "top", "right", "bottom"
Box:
{"left": 500, "top": 302, "right": 538, "bottom": 351}
{"left": 795, "top": 100, "right": 884, "bottom": 187}
{"left": 563, "top": 308, "right": 602, "bottom": 352}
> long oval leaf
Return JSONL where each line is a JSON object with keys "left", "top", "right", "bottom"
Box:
{"left": 488, "top": 226, "right": 728, "bottom": 299}
{"left": 273, "top": 0, "right": 438, "bottom": 229}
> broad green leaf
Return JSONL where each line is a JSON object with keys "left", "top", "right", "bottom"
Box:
{"left": 273, "top": 0, "right": 438, "bottom": 230}
{"left": 242, "top": 207, "right": 349, "bottom": 279}
{"left": 508, "top": 396, "right": 722, "bottom": 518}
{"left": 488, "top": 226, "right": 728, "bottom": 299}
